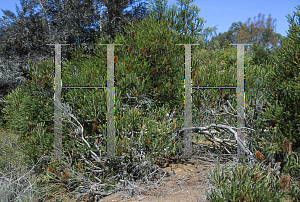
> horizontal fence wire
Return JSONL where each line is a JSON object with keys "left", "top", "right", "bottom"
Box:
{"left": 51, "top": 43, "right": 250, "bottom": 159}
{"left": 60, "top": 86, "right": 238, "bottom": 89}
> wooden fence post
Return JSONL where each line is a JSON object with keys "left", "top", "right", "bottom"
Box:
{"left": 230, "top": 44, "right": 252, "bottom": 158}
{"left": 46, "top": 43, "right": 70, "bottom": 160}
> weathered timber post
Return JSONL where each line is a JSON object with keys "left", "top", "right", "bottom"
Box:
{"left": 230, "top": 44, "right": 252, "bottom": 158}
{"left": 46, "top": 43, "right": 70, "bottom": 160}
{"left": 176, "top": 44, "right": 200, "bottom": 158}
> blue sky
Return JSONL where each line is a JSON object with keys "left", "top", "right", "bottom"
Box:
{"left": 144, "top": 0, "right": 299, "bottom": 39}
{"left": 0, "top": 0, "right": 299, "bottom": 40}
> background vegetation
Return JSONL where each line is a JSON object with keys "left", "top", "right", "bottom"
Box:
{"left": 0, "top": 0, "right": 299, "bottom": 201}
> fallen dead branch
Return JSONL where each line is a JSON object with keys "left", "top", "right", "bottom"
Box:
{"left": 43, "top": 88, "right": 299, "bottom": 201}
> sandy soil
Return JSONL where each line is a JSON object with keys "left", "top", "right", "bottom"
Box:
{"left": 98, "top": 158, "right": 223, "bottom": 202}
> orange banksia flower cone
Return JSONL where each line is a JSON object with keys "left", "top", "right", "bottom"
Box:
{"left": 95, "top": 139, "right": 101, "bottom": 146}
{"left": 46, "top": 166, "right": 54, "bottom": 173}
{"left": 253, "top": 174, "right": 260, "bottom": 182}
{"left": 283, "top": 140, "right": 292, "bottom": 155}
{"left": 237, "top": 191, "right": 249, "bottom": 202}
{"left": 62, "top": 170, "right": 69, "bottom": 180}
{"left": 170, "top": 88, "right": 174, "bottom": 96}
{"left": 279, "top": 174, "right": 290, "bottom": 189}
{"left": 145, "top": 138, "right": 150, "bottom": 149}
{"left": 92, "top": 120, "right": 98, "bottom": 134}
{"left": 78, "top": 162, "right": 83, "bottom": 169}
{"left": 255, "top": 151, "right": 263, "bottom": 163}
{"left": 184, "top": 27, "right": 188, "bottom": 34}
{"left": 193, "top": 75, "right": 198, "bottom": 84}
{"left": 131, "top": 31, "right": 135, "bottom": 37}
{"left": 28, "top": 121, "right": 33, "bottom": 128}
{"left": 166, "top": 65, "right": 170, "bottom": 71}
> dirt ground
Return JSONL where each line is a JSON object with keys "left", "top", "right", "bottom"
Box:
{"left": 96, "top": 155, "right": 294, "bottom": 202}
{"left": 99, "top": 157, "right": 230, "bottom": 202}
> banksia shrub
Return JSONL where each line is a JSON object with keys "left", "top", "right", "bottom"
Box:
{"left": 256, "top": 5, "right": 300, "bottom": 163}
{"left": 206, "top": 160, "right": 287, "bottom": 201}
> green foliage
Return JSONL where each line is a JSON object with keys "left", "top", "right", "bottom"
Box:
{"left": 191, "top": 43, "right": 253, "bottom": 87}
{"left": 146, "top": 0, "right": 208, "bottom": 45}
{"left": 0, "top": 59, "right": 56, "bottom": 164}
{"left": 1, "top": 4, "right": 299, "bottom": 201}
{"left": 206, "top": 161, "right": 288, "bottom": 201}
{"left": 114, "top": 106, "right": 183, "bottom": 158}
{"left": 252, "top": 5, "right": 300, "bottom": 157}
{"left": 247, "top": 43, "right": 277, "bottom": 66}
{"left": 189, "top": 43, "right": 279, "bottom": 129}
{"left": 0, "top": 127, "right": 42, "bottom": 201}
{"left": 0, "top": 127, "right": 27, "bottom": 172}
{"left": 208, "top": 21, "right": 247, "bottom": 52}
{"left": 0, "top": 12, "right": 191, "bottom": 165}
{"left": 241, "top": 7, "right": 300, "bottom": 196}
{"left": 0, "top": 8, "right": 274, "bottom": 166}
{"left": 235, "top": 13, "right": 281, "bottom": 47}
{"left": 89, "top": 12, "right": 199, "bottom": 112}
{"left": 58, "top": 13, "right": 192, "bottom": 157}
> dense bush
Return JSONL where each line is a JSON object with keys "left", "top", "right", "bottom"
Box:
{"left": 0, "top": 6, "right": 299, "bottom": 201}
{"left": 247, "top": 5, "right": 300, "bottom": 181}
{"left": 206, "top": 159, "right": 291, "bottom": 201}
{"left": 0, "top": 11, "right": 273, "bottom": 166}
{"left": 0, "top": 60, "right": 55, "bottom": 165}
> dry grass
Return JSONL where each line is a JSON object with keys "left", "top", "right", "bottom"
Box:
{"left": 0, "top": 127, "right": 41, "bottom": 202}
{"left": 0, "top": 125, "right": 298, "bottom": 202}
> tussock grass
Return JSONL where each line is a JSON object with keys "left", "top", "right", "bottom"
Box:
{"left": 0, "top": 127, "right": 41, "bottom": 202}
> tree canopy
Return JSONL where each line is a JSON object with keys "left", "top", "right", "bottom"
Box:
{"left": 0, "top": 0, "right": 151, "bottom": 65}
